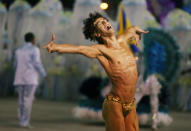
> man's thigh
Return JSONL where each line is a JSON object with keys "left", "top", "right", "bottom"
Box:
{"left": 124, "top": 107, "right": 139, "bottom": 131}
{"left": 102, "top": 100, "right": 125, "bottom": 131}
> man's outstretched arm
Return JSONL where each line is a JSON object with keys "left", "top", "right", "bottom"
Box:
{"left": 43, "top": 34, "right": 101, "bottom": 58}
{"left": 117, "top": 26, "right": 149, "bottom": 44}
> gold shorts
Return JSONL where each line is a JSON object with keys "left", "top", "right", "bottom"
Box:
{"left": 105, "top": 94, "right": 135, "bottom": 117}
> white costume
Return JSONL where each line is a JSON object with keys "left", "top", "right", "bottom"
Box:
{"left": 135, "top": 74, "right": 173, "bottom": 130}
{"left": 14, "top": 42, "right": 46, "bottom": 127}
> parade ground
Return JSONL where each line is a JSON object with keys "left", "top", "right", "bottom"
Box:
{"left": 0, "top": 98, "right": 191, "bottom": 131}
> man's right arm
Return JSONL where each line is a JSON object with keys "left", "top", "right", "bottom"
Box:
{"left": 13, "top": 51, "right": 17, "bottom": 69}
{"left": 44, "top": 34, "right": 102, "bottom": 58}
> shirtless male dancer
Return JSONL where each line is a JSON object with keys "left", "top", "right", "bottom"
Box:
{"left": 44, "top": 12, "right": 148, "bottom": 131}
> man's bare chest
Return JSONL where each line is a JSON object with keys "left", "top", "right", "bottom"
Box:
{"left": 106, "top": 48, "right": 136, "bottom": 66}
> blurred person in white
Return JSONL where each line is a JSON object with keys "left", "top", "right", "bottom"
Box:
{"left": 13, "top": 32, "right": 46, "bottom": 128}
{"left": 135, "top": 74, "right": 161, "bottom": 130}
{"left": 135, "top": 74, "right": 173, "bottom": 131}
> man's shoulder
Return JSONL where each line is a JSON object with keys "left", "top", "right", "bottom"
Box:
{"left": 91, "top": 44, "right": 106, "bottom": 50}
{"left": 26, "top": 44, "right": 39, "bottom": 51}
{"left": 31, "top": 45, "right": 39, "bottom": 50}
{"left": 16, "top": 44, "right": 39, "bottom": 53}
{"left": 31, "top": 46, "right": 40, "bottom": 55}
{"left": 15, "top": 45, "right": 25, "bottom": 53}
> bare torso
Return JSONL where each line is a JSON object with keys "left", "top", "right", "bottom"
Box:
{"left": 97, "top": 41, "right": 138, "bottom": 102}
{"left": 44, "top": 20, "right": 148, "bottom": 131}
{"left": 44, "top": 24, "right": 147, "bottom": 103}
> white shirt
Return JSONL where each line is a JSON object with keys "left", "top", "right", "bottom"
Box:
{"left": 13, "top": 42, "right": 46, "bottom": 85}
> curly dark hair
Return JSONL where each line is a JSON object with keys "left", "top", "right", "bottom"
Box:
{"left": 25, "top": 32, "right": 35, "bottom": 42}
{"left": 82, "top": 12, "right": 108, "bottom": 44}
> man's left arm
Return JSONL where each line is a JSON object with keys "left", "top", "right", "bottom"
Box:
{"left": 32, "top": 48, "right": 46, "bottom": 77}
{"left": 117, "top": 26, "right": 149, "bottom": 44}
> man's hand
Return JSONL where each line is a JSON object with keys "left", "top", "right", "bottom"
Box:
{"left": 43, "top": 34, "right": 56, "bottom": 53}
{"left": 127, "top": 26, "right": 149, "bottom": 44}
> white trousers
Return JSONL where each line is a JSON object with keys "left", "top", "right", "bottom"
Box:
{"left": 17, "top": 85, "right": 37, "bottom": 126}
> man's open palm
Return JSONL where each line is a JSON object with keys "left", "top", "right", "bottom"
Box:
{"left": 43, "top": 34, "right": 55, "bottom": 53}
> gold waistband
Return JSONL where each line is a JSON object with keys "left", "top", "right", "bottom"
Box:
{"left": 106, "top": 94, "right": 135, "bottom": 116}
{"left": 106, "top": 95, "right": 135, "bottom": 104}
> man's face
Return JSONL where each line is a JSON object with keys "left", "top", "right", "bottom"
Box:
{"left": 94, "top": 17, "right": 114, "bottom": 37}
{"left": 31, "top": 38, "right": 35, "bottom": 45}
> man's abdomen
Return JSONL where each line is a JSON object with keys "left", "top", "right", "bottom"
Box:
{"left": 109, "top": 66, "right": 138, "bottom": 102}
{"left": 110, "top": 65, "right": 138, "bottom": 86}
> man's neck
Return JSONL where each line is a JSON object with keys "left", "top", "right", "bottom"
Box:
{"left": 25, "top": 42, "right": 34, "bottom": 45}
{"left": 102, "top": 35, "right": 120, "bottom": 49}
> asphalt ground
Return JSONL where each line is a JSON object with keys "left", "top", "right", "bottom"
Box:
{"left": 0, "top": 98, "right": 191, "bottom": 131}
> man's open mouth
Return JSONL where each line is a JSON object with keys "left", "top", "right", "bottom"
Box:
{"left": 107, "top": 26, "right": 111, "bottom": 30}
